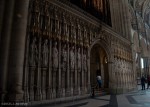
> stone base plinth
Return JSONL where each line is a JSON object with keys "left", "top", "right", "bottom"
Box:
{"left": 7, "top": 92, "right": 24, "bottom": 102}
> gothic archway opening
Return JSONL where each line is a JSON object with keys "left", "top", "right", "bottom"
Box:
{"left": 90, "top": 44, "right": 109, "bottom": 89}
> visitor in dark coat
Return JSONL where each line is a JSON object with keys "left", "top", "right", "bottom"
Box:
{"left": 141, "top": 76, "right": 146, "bottom": 90}
{"left": 147, "top": 75, "right": 150, "bottom": 89}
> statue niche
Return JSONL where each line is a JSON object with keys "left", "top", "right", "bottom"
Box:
{"left": 52, "top": 42, "right": 59, "bottom": 69}
{"left": 62, "top": 44, "right": 67, "bottom": 71}
{"left": 83, "top": 49, "right": 87, "bottom": 72}
{"left": 42, "top": 39, "right": 49, "bottom": 67}
{"left": 77, "top": 48, "right": 81, "bottom": 71}
{"left": 70, "top": 46, "right": 75, "bottom": 70}
{"left": 29, "top": 37, "right": 38, "bottom": 66}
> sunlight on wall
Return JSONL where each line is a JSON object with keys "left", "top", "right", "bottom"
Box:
{"left": 141, "top": 58, "right": 144, "bottom": 68}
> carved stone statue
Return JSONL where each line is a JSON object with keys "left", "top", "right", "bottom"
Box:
{"left": 77, "top": 48, "right": 81, "bottom": 70}
{"left": 83, "top": 50, "right": 87, "bottom": 71}
{"left": 43, "top": 2, "right": 49, "bottom": 31}
{"left": 62, "top": 44, "right": 67, "bottom": 71}
{"left": 62, "top": 13, "right": 67, "bottom": 36}
{"left": 114, "top": 57, "right": 118, "bottom": 72}
{"left": 73, "top": 26, "right": 76, "bottom": 40}
{"left": 84, "top": 27, "right": 87, "bottom": 39}
{"left": 117, "top": 58, "right": 121, "bottom": 71}
{"left": 77, "top": 24, "right": 81, "bottom": 41}
{"left": 71, "top": 24, "right": 76, "bottom": 41}
{"left": 66, "top": 25, "right": 69, "bottom": 40}
{"left": 52, "top": 42, "right": 58, "bottom": 69}
{"left": 54, "top": 13, "right": 61, "bottom": 37}
{"left": 70, "top": 46, "right": 75, "bottom": 70}
{"left": 30, "top": 37, "right": 38, "bottom": 66}
{"left": 42, "top": 39, "right": 49, "bottom": 66}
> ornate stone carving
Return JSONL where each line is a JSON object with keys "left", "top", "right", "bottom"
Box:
{"left": 83, "top": 27, "right": 88, "bottom": 47}
{"left": 77, "top": 21, "right": 81, "bottom": 44}
{"left": 114, "top": 57, "right": 118, "bottom": 72}
{"left": 77, "top": 48, "right": 81, "bottom": 70}
{"left": 83, "top": 49, "right": 87, "bottom": 72}
{"left": 29, "top": 37, "right": 38, "bottom": 66}
{"left": 70, "top": 46, "right": 75, "bottom": 70}
{"left": 42, "top": 39, "right": 49, "bottom": 66}
{"left": 52, "top": 42, "right": 59, "bottom": 69}
{"left": 54, "top": 9, "right": 61, "bottom": 39}
{"left": 62, "top": 13, "right": 67, "bottom": 40}
{"left": 42, "top": 1, "right": 50, "bottom": 36}
{"left": 70, "top": 22, "right": 76, "bottom": 43}
{"left": 62, "top": 44, "right": 67, "bottom": 71}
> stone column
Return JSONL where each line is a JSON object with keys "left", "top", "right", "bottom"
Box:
{"left": 41, "top": 61, "right": 47, "bottom": 100}
{"left": 127, "top": 71, "right": 130, "bottom": 90}
{"left": 117, "top": 0, "right": 124, "bottom": 35}
{"left": 122, "top": 72, "right": 125, "bottom": 92}
{"left": 52, "top": 72, "right": 56, "bottom": 99}
{"left": 0, "top": 0, "right": 15, "bottom": 102}
{"left": 57, "top": 40, "right": 61, "bottom": 98}
{"left": 0, "top": 0, "right": 5, "bottom": 37}
{"left": 41, "top": 69, "right": 46, "bottom": 100}
{"left": 124, "top": 73, "right": 127, "bottom": 89}
{"left": 6, "top": 0, "right": 29, "bottom": 101}
{"left": 110, "top": 0, "right": 121, "bottom": 32}
{"left": 78, "top": 70, "right": 81, "bottom": 95}
{"left": 109, "top": 0, "right": 116, "bottom": 30}
{"left": 74, "top": 46, "right": 78, "bottom": 95}
{"left": 47, "top": 39, "right": 52, "bottom": 99}
{"left": 108, "top": 62, "right": 112, "bottom": 90}
{"left": 52, "top": 41, "right": 59, "bottom": 99}
{"left": 70, "top": 47, "right": 74, "bottom": 96}
{"left": 81, "top": 47, "right": 84, "bottom": 94}
{"left": 35, "top": 37, "right": 42, "bottom": 101}
{"left": 124, "top": 0, "right": 131, "bottom": 40}
{"left": 66, "top": 44, "right": 70, "bottom": 96}
{"left": 84, "top": 49, "right": 88, "bottom": 93}
{"left": 77, "top": 47, "right": 81, "bottom": 95}
{"left": 101, "top": 62, "right": 104, "bottom": 88}
{"left": 87, "top": 48, "right": 91, "bottom": 93}
{"left": 29, "top": 68, "right": 35, "bottom": 101}
{"left": 138, "top": 53, "right": 142, "bottom": 77}
{"left": 23, "top": 34, "right": 30, "bottom": 102}
{"left": 61, "top": 43, "right": 66, "bottom": 97}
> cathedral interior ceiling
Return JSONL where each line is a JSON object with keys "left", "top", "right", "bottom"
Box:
{"left": 130, "top": 0, "right": 150, "bottom": 57}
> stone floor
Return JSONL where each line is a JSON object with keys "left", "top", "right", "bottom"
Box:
{"left": 42, "top": 85, "right": 150, "bottom": 107}
{"left": 8, "top": 85, "right": 148, "bottom": 107}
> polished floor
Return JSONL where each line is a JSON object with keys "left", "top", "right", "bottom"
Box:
{"left": 46, "top": 85, "right": 150, "bottom": 107}
{"left": 28, "top": 85, "right": 150, "bottom": 107}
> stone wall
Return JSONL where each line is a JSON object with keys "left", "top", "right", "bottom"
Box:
{"left": 0, "top": 0, "right": 137, "bottom": 104}
{"left": 23, "top": 0, "right": 135, "bottom": 103}
{"left": 24, "top": 0, "right": 93, "bottom": 102}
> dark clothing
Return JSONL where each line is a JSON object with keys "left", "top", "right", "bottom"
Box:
{"left": 147, "top": 76, "right": 150, "bottom": 89}
{"left": 141, "top": 76, "right": 146, "bottom": 90}
{"left": 96, "top": 75, "right": 102, "bottom": 88}
{"left": 97, "top": 80, "right": 102, "bottom": 88}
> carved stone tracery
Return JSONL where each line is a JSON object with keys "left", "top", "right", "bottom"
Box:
{"left": 24, "top": 0, "right": 134, "bottom": 102}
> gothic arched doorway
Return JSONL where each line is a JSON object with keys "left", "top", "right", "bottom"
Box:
{"left": 90, "top": 44, "right": 109, "bottom": 89}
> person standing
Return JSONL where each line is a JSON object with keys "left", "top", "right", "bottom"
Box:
{"left": 147, "top": 75, "right": 150, "bottom": 89}
{"left": 96, "top": 75, "right": 102, "bottom": 88}
{"left": 141, "top": 75, "right": 146, "bottom": 90}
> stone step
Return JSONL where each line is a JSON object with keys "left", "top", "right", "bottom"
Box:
{"left": 91, "top": 89, "right": 109, "bottom": 97}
